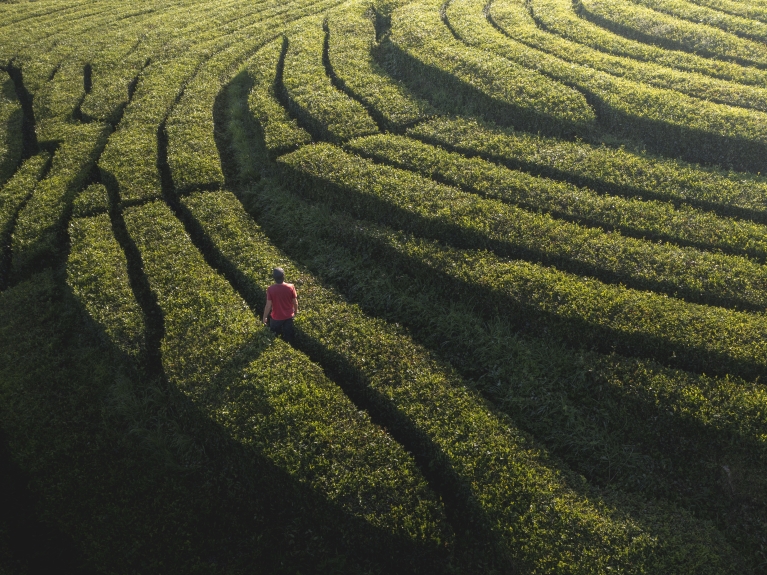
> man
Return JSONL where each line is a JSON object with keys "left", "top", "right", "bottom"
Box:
{"left": 263, "top": 267, "right": 297, "bottom": 342}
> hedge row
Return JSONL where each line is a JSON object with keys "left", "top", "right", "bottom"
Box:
{"left": 0, "top": 84, "right": 21, "bottom": 188}
{"left": 0, "top": 153, "right": 49, "bottom": 287}
{"left": 691, "top": 0, "right": 767, "bottom": 22}
{"left": 244, "top": 181, "right": 767, "bottom": 570}
{"left": 627, "top": 0, "right": 767, "bottom": 42}
{"left": 184, "top": 186, "right": 744, "bottom": 574}
{"left": 347, "top": 134, "right": 767, "bottom": 260}
{"left": 325, "top": 0, "right": 434, "bottom": 132}
{"left": 280, "top": 15, "right": 378, "bottom": 143}
{"left": 494, "top": 0, "right": 767, "bottom": 113}
{"left": 165, "top": 0, "right": 346, "bottom": 191}
{"left": 385, "top": 0, "right": 596, "bottom": 136}
{"left": 121, "top": 199, "right": 451, "bottom": 566}
{"left": 244, "top": 38, "right": 311, "bottom": 159}
{"left": 579, "top": 0, "right": 767, "bottom": 67}
{"left": 11, "top": 122, "right": 110, "bottom": 282}
{"left": 450, "top": 0, "right": 767, "bottom": 172}
{"left": 105, "top": 0, "right": 332, "bottom": 203}
{"left": 71, "top": 182, "right": 109, "bottom": 219}
{"left": 528, "top": 0, "right": 767, "bottom": 86}
{"left": 277, "top": 142, "right": 767, "bottom": 311}
{"left": 410, "top": 117, "right": 767, "bottom": 222}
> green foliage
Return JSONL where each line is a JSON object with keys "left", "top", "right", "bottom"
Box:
{"left": 188, "top": 180, "right": 744, "bottom": 574}
{"left": 326, "top": 0, "right": 434, "bottom": 131}
{"left": 524, "top": 0, "right": 767, "bottom": 85}
{"left": 409, "top": 116, "right": 767, "bottom": 219}
{"left": 0, "top": 80, "right": 22, "bottom": 188}
{"left": 627, "top": 0, "right": 767, "bottom": 42}
{"left": 386, "top": 0, "right": 596, "bottom": 136}
{"left": 120, "top": 198, "right": 451, "bottom": 557}
{"left": 348, "top": 134, "right": 767, "bottom": 260}
{"left": 580, "top": 0, "right": 767, "bottom": 64}
{"left": 485, "top": 0, "right": 767, "bottom": 113}
{"left": 244, "top": 38, "right": 311, "bottom": 159}
{"left": 281, "top": 15, "right": 379, "bottom": 143}
{"left": 278, "top": 143, "right": 767, "bottom": 312}
{"left": 451, "top": 0, "right": 767, "bottom": 172}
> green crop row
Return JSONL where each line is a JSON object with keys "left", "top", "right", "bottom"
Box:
{"left": 0, "top": 82, "right": 21, "bottom": 188}
{"left": 325, "top": 0, "right": 434, "bottom": 131}
{"left": 627, "top": 0, "right": 767, "bottom": 42}
{"left": 527, "top": 0, "right": 767, "bottom": 86}
{"left": 449, "top": 0, "right": 767, "bottom": 172}
{"left": 409, "top": 116, "right": 767, "bottom": 219}
{"left": 11, "top": 122, "right": 110, "bottom": 283}
{"left": 109, "top": 198, "right": 454, "bottom": 564}
{"left": 489, "top": 0, "right": 767, "bottom": 113}
{"left": 184, "top": 182, "right": 744, "bottom": 573}
{"left": 242, "top": 180, "right": 767, "bottom": 570}
{"left": 165, "top": 0, "right": 349, "bottom": 191}
{"left": 0, "top": 153, "right": 49, "bottom": 287}
{"left": 244, "top": 39, "right": 311, "bottom": 160}
{"left": 280, "top": 15, "right": 378, "bottom": 143}
{"left": 385, "top": 0, "right": 596, "bottom": 136}
{"left": 71, "top": 182, "right": 109, "bottom": 219}
{"left": 347, "top": 134, "right": 767, "bottom": 260}
{"left": 109, "top": 0, "right": 342, "bottom": 203}
{"left": 579, "top": 0, "right": 767, "bottom": 67}
{"left": 691, "top": 0, "right": 767, "bottom": 22}
{"left": 277, "top": 142, "right": 767, "bottom": 312}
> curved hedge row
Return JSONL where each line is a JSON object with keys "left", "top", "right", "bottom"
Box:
{"left": 448, "top": 0, "right": 767, "bottom": 172}
{"left": 409, "top": 117, "right": 767, "bottom": 220}
{"left": 386, "top": 0, "right": 596, "bottom": 136}
{"left": 489, "top": 0, "right": 767, "bottom": 113}
{"left": 347, "top": 134, "right": 767, "bottom": 260}
{"left": 522, "top": 0, "right": 767, "bottom": 86}
{"left": 579, "top": 0, "right": 767, "bottom": 67}
{"left": 277, "top": 142, "right": 767, "bottom": 312}
{"left": 183, "top": 184, "right": 745, "bottom": 574}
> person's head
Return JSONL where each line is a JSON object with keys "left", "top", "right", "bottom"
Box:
{"left": 273, "top": 267, "right": 285, "bottom": 284}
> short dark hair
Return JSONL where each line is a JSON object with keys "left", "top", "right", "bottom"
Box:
{"left": 273, "top": 267, "right": 285, "bottom": 283}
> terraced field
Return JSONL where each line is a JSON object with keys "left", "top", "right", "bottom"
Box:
{"left": 1, "top": 0, "right": 766, "bottom": 573}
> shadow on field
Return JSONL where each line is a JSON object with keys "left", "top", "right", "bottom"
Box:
{"left": 0, "top": 259, "right": 461, "bottom": 574}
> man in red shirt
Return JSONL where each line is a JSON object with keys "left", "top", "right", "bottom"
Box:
{"left": 263, "top": 267, "right": 298, "bottom": 342}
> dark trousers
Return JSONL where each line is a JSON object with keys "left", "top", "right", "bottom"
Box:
{"left": 269, "top": 317, "right": 294, "bottom": 343}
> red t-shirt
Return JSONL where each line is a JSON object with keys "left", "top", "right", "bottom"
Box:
{"left": 267, "top": 283, "right": 297, "bottom": 321}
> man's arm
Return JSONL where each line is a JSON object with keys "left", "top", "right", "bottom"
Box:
{"left": 292, "top": 297, "right": 298, "bottom": 316}
{"left": 263, "top": 299, "right": 272, "bottom": 324}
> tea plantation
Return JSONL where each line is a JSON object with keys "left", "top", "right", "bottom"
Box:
{"left": 1, "top": 0, "right": 766, "bottom": 573}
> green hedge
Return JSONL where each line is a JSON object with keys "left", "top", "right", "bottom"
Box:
{"left": 277, "top": 143, "right": 767, "bottom": 311}
{"left": 690, "top": 0, "right": 767, "bottom": 22}
{"left": 579, "top": 0, "right": 767, "bottom": 67}
{"left": 244, "top": 38, "right": 311, "bottom": 159}
{"left": 165, "top": 0, "right": 347, "bottom": 191}
{"left": 326, "top": 0, "right": 434, "bottom": 131}
{"left": 409, "top": 116, "right": 767, "bottom": 221}
{"left": 627, "top": 0, "right": 767, "bottom": 42}
{"left": 0, "top": 81, "right": 22, "bottom": 188}
{"left": 524, "top": 0, "right": 767, "bottom": 86}
{"left": 11, "top": 122, "right": 109, "bottom": 282}
{"left": 450, "top": 0, "right": 767, "bottom": 172}
{"left": 487, "top": 0, "right": 767, "bottom": 113}
{"left": 182, "top": 186, "right": 744, "bottom": 574}
{"left": 120, "top": 199, "right": 451, "bottom": 564}
{"left": 243, "top": 180, "right": 767, "bottom": 571}
{"left": 348, "top": 134, "right": 767, "bottom": 260}
{"left": 280, "top": 15, "right": 379, "bottom": 143}
{"left": 71, "top": 182, "right": 109, "bottom": 218}
{"left": 385, "top": 0, "right": 596, "bottom": 136}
